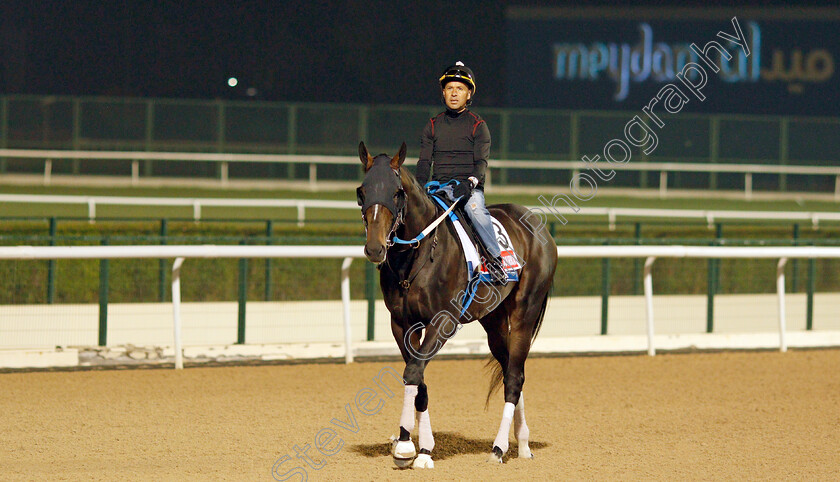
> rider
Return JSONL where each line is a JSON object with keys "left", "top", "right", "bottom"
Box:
{"left": 415, "top": 61, "right": 507, "bottom": 284}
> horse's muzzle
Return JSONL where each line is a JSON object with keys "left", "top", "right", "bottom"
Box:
{"left": 364, "top": 242, "right": 386, "bottom": 264}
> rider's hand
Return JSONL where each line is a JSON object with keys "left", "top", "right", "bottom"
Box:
{"left": 452, "top": 181, "right": 473, "bottom": 199}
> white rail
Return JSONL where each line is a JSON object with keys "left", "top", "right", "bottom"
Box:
{"left": 0, "top": 194, "right": 352, "bottom": 226}
{"left": 3, "top": 193, "right": 840, "bottom": 229}
{"left": 1, "top": 245, "right": 839, "bottom": 365}
{"left": 0, "top": 245, "right": 362, "bottom": 368}
{"left": 553, "top": 245, "right": 840, "bottom": 355}
{"left": 2, "top": 149, "right": 839, "bottom": 200}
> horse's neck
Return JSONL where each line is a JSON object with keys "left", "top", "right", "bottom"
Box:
{"left": 401, "top": 175, "right": 437, "bottom": 237}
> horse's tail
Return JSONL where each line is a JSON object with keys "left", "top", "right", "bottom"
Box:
{"left": 484, "top": 353, "right": 505, "bottom": 410}
{"left": 484, "top": 285, "right": 552, "bottom": 409}
{"left": 530, "top": 285, "right": 551, "bottom": 345}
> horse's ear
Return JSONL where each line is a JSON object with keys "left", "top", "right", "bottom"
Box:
{"left": 390, "top": 142, "right": 407, "bottom": 170}
{"left": 359, "top": 141, "right": 374, "bottom": 171}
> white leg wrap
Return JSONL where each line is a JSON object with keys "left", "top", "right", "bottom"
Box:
{"left": 514, "top": 392, "right": 529, "bottom": 442}
{"left": 492, "top": 402, "right": 515, "bottom": 453}
{"left": 400, "top": 385, "right": 419, "bottom": 432}
{"left": 514, "top": 393, "right": 532, "bottom": 458}
{"left": 416, "top": 410, "right": 435, "bottom": 452}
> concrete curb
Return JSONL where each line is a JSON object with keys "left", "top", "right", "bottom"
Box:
{"left": 2, "top": 330, "right": 839, "bottom": 370}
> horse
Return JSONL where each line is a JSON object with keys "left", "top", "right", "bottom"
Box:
{"left": 356, "top": 141, "right": 557, "bottom": 468}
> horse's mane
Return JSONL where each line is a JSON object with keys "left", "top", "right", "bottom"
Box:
{"left": 399, "top": 165, "right": 423, "bottom": 192}
{"left": 399, "top": 165, "right": 434, "bottom": 205}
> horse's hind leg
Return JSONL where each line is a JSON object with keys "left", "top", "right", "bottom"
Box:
{"left": 514, "top": 391, "right": 532, "bottom": 458}
{"left": 488, "top": 298, "right": 542, "bottom": 462}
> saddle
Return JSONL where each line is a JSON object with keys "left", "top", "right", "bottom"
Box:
{"left": 433, "top": 193, "right": 490, "bottom": 260}
{"left": 424, "top": 183, "right": 521, "bottom": 284}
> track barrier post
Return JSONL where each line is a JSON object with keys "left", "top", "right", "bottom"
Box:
{"left": 47, "top": 217, "right": 57, "bottom": 304}
{"left": 365, "top": 261, "right": 376, "bottom": 341}
{"left": 237, "top": 239, "right": 248, "bottom": 344}
{"left": 98, "top": 237, "right": 109, "bottom": 346}
{"left": 341, "top": 257, "right": 354, "bottom": 363}
{"left": 601, "top": 241, "right": 610, "bottom": 335}
{"left": 776, "top": 258, "right": 788, "bottom": 352}
{"left": 158, "top": 219, "right": 168, "bottom": 302}
{"left": 171, "top": 257, "right": 185, "bottom": 369}
{"left": 644, "top": 256, "right": 656, "bottom": 356}
{"left": 265, "top": 220, "right": 274, "bottom": 301}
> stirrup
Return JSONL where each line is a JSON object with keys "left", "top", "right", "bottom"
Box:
{"left": 486, "top": 259, "right": 508, "bottom": 285}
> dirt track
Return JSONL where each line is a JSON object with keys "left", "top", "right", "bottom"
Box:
{"left": 1, "top": 350, "right": 838, "bottom": 480}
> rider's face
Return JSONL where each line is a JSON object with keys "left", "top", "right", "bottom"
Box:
{"left": 442, "top": 81, "right": 471, "bottom": 111}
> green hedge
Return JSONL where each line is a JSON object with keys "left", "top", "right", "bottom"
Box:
{"left": 1, "top": 220, "right": 839, "bottom": 304}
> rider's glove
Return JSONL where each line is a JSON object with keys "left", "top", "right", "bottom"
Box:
{"left": 452, "top": 180, "right": 474, "bottom": 199}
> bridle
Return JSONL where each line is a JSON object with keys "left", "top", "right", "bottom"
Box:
{"left": 358, "top": 168, "right": 457, "bottom": 290}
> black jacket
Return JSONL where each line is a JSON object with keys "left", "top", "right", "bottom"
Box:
{"left": 416, "top": 108, "right": 491, "bottom": 190}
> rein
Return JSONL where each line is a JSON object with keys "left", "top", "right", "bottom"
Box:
{"left": 390, "top": 200, "right": 457, "bottom": 248}
{"left": 386, "top": 186, "right": 465, "bottom": 290}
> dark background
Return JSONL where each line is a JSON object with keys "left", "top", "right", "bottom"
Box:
{"left": 0, "top": 0, "right": 832, "bottom": 108}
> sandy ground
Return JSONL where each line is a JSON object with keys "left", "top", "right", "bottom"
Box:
{"left": 1, "top": 350, "right": 838, "bottom": 481}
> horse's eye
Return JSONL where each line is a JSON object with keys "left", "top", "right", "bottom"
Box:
{"left": 356, "top": 187, "right": 364, "bottom": 206}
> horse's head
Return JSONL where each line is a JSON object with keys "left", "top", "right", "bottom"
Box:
{"left": 357, "top": 141, "right": 407, "bottom": 264}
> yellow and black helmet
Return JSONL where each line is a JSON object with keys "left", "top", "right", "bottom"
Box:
{"left": 439, "top": 61, "right": 476, "bottom": 94}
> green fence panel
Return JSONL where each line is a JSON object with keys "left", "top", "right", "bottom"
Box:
{"left": 718, "top": 118, "right": 780, "bottom": 162}
{"left": 6, "top": 97, "right": 75, "bottom": 148}
{"left": 224, "top": 103, "right": 290, "bottom": 148}
{"left": 506, "top": 110, "right": 571, "bottom": 159}
{"left": 295, "top": 104, "right": 360, "bottom": 151}
{"left": 788, "top": 118, "right": 840, "bottom": 166}
{"left": 2, "top": 94, "right": 840, "bottom": 194}
{"left": 152, "top": 100, "right": 218, "bottom": 147}
{"left": 80, "top": 98, "right": 147, "bottom": 145}
{"left": 367, "top": 106, "right": 431, "bottom": 155}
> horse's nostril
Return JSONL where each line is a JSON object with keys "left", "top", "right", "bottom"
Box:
{"left": 365, "top": 244, "right": 385, "bottom": 261}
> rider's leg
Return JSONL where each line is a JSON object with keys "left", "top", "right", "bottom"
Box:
{"left": 461, "top": 190, "right": 508, "bottom": 283}
{"left": 440, "top": 185, "right": 506, "bottom": 282}
{"left": 462, "top": 190, "right": 502, "bottom": 258}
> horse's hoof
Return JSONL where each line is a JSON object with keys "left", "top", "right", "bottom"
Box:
{"left": 487, "top": 446, "right": 504, "bottom": 464}
{"left": 390, "top": 437, "right": 416, "bottom": 469}
{"left": 518, "top": 444, "right": 534, "bottom": 459}
{"left": 412, "top": 453, "right": 434, "bottom": 469}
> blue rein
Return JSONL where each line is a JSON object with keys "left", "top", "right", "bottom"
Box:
{"left": 390, "top": 180, "right": 463, "bottom": 246}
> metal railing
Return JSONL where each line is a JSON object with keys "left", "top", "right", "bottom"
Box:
{"left": 2, "top": 94, "right": 840, "bottom": 193}
{"left": 3, "top": 193, "right": 840, "bottom": 227}
{"left": 2, "top": 148, "right": 840, "bottom": 199}
{"left": 1, "top": 244, "right": 839, "bottom": 367}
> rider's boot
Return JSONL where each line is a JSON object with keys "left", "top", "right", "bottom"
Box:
{"left": 486, "top": 256, "right": 508, "bottom": 285}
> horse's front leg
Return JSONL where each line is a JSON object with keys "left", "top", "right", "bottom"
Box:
{"left": 393, "top": 382, "right": 434, "bottom": 469}
{"left": 392, "top": 321, "right": 450, "bottom": 469}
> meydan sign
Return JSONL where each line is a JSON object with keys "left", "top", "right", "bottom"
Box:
{"left": 506, "top": 7, "right": 840, "bottom": 115}
{"left": 552, "top": 22, "right": 835, "bottom": 101}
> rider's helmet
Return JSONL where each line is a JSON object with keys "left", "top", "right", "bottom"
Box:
{"left": 439, "top": 61, "right": 476, "bottom": 95}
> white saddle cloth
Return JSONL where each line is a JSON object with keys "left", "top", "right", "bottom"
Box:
{"left": 450, "top": 216, "right": 522, "bottom": 279}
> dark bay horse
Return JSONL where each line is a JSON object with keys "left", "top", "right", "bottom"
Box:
{"left": 356, "top": 142, "right": 557, "bottom": 468}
